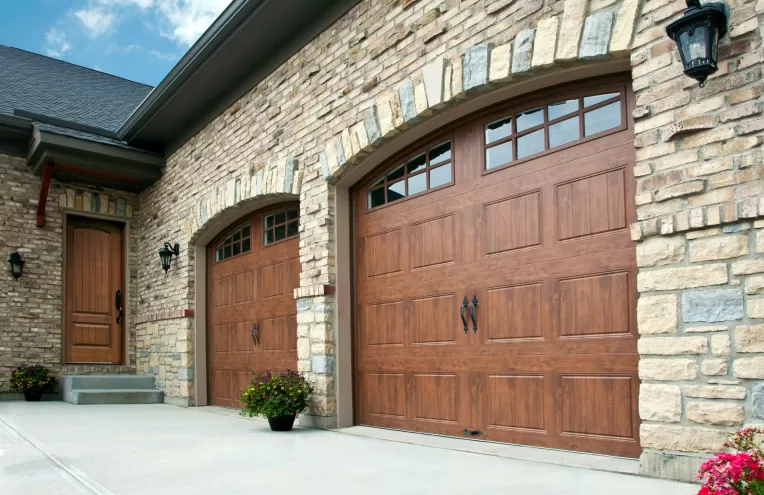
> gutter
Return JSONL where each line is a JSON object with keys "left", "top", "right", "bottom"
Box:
{"left": 117, "top": 0, "right": 262, "bottom": 142}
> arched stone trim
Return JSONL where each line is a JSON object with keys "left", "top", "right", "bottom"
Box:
{"left": 183, "top": 157, "right": 302, "bottom": 244}
{"left": 320, "top": 0, "right": 641, "bottom": 183}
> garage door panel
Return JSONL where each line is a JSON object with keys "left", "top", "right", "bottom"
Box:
{"left": 232, "top": 271, "right": 254, "bottom": 305}
{"left": 233, "top": 321, "right": 255, "bottom": 353}
{"left": 261, "top": 261, "right": 285, "bottom": 298}
{"left": 354, "top": 82, "right": 639, "bottom": 457}
{"left": 260, "top": 317, "right": 287, "bottom": 351}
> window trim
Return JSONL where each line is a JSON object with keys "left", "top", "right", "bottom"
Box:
{"left": 364, "top": 135, "right": 456, "bottom": 212}
{"left": 481, "top": 85, "right": 628, "bottom": 176}
{"left": 213, "top": 221, "right": 252, "bottom": 263}
{"left": 263, "top": 208, "right": 299, "bottom": 247}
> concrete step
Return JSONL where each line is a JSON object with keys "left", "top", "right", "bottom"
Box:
{"left": 67, "top": 389, "right": 164, "bottom": 405}
{"left": 60, "top": 375, "right": 156, "bottom": 390}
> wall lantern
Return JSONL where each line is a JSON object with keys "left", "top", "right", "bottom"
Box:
{"left": 666, "top": 0, "right": 729, "bottom": 87}
{"left": 158, "top": 243, "right": 180, "bottom": 273}
{"left": 8, "top": 252, "right": 24, "bottom": 280}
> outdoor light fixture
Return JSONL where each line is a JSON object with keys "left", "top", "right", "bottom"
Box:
{"left": 666, "top": 0, "right": 729, "bottom": 87}
{"left": 8, "top": 251, "right": 24, "bottom": 280}
{"left": 158, "top": 242, "right": 180, "bottom": 273}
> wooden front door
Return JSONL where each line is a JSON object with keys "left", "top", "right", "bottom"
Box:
{"left": 353, "top": 79, "right": 641, "bottom": 457}
{"left": 65, "top": 217, "right": 124, "bottom": 364}
{"left": 207, "top": 204, "right": 300, "bottom": 407}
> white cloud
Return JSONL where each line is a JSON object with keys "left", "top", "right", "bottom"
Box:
{"left": 150, "top": 49, "right": 179, "bottom": 61}
{"left": 156, "top": 0, "right": 230, "bottom": 46}
{"left": 107, "top": 43, "right": 142, "bottom": 54}
{"left": 44, "top": 28, "right": 72, "bottom": 58}
{"left": 75, "top": 8, "right": 117, "bottom": 37}
{"left": 96, "top": 0, "right": 154, "bottom": 9}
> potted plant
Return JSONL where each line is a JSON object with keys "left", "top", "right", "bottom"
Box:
{"left": 10, "top": 365, "right": 58, "bottom": 401}
{"left": 240, "top": 369, "right": 313, "bottom": 431}
{"left": 697, "top": 426, "right": 764, "bottom": 495}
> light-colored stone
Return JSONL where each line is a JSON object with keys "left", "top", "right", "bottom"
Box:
{"left": 754, "top": 384, "right": 764, "bottom": 419}
{"left": 531, "top": 17, "right": 558, "bottom": 68}
{"left": 686, "top": 402, "right": 744, "bottom": 426}
{"left": 689, "top": 235, "right": 749, "bottom": 262}
{"left": 711, "top": 334, "right": 730, "bottom": 357}
{"left": 610, "top": 0, "right": 640, "bottom": 53}
{"left": 638, "top": 337, "right": 708, "bottom": 355}
{"left": 685, "top": 325, "right": 728, "bottom": 333}
{"left": 463, "top": 44, "right": 489, "bottom": 91}
{"left": 639, "top": 384, "right": 682, "bottom": 422}
{"left": 636, "top": 236, "right": 685, "bottom": 267}
{"left": 734, "top": 357, "right": 764, "bottom": 378}
{"left": 640, "top": 424, "right": 729, "bottom": 453}
{"left": 637, "top": 265, "right": 728, "bottom": 292}
{"left": 749, "top": 299, "right": 764, "bottom": 319}
{"left": 685, "top": 385, "right": 745, "bottom": 400}
{"left": 488, "top": 43, "right": 511, "bottom": 82}
{"left": 682, "top": 289, "right": 744, "bottom": 323}
{"left": 732, "top": 260, "right": 764, "bottom": 276}
{"left": 512, "top": 29, "right": 535, "bottom": 74}
{"left": 639, "top": 359, "right": 698, "bottom": 381}
{"left": 557, "top": 0, "right": 589, "bottom": 60}
{"left": 579, "top": 11, "right": 613, "bottom": 59}
{"left": 747, "top": 276, "right": 764, "bottom": 295}
{"left": 700, "top": 359, "right": 729, "bottom": 376}
{"left": 735, "top": 324, "right": 764, "bottom": 353}
{"left": 637, "top": 295, "right": 677, "bottom": 334}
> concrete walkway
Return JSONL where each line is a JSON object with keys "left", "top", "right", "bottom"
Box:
{"left": 0, "top": 402, "right": 697, "bottom": 495}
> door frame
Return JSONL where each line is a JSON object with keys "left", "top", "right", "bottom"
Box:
{"left": 61, "top": 210, "right": 130, "bottom": 365}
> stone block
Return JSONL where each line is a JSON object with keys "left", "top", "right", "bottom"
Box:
{"left": 749, "top": 276, "right": 764, "bottom": 295}
{"left": 640, "top": 451, "right": 709, "bottom": 484}
{"left": 753, "top": 384, "right": 764, "bottom": 419}
{"left": 639, "top": 359, "right": 698, "bottom": 381}
{"left": 463, "top": 44, "right": 489, "bottom": 91}
{"left": 637, "top": 264, "right": 728, "bottom": 292}
{"left": 685, "top": 385, "right": 746, "bottom": 400}
{"left": 733, "top": 357, "right": 764, "bottom": 378}
{"left": 686, "top": 402, "right": 744, "bottom": 426}
{"left": 512, "top": 29, "right": 535, "bottom": 74}
{"left": 640, "top": 424, "right": 729, "bottom": 453}
{"left": 689, "top": 235, "right": 749, "bottom": 262}
{"left": 749, "top": 299, "right": 764, "bottom": 319}
{"left": 701, "top": 359, "right": 729, "bottom": 376}
{"left": 639, "top": 384, "right": 682, "bottom": 422}
{"left": 398, "top": 79, "right": 416, "bottom": 122}
{"left": 311, "top": 355, "right": 335, "bottom": 374}
{"left": 654, "top": 180, "right": 705, "bottom": 202}
{"left": 579, "top": 11, "right": 613, "bottom": 59}
{"left": 711, "top": 334, "right": 731, "bottom": 356}
{"left": 637, "top": 294, "right": 677, "bottom": 334}
{"left": 636, "top": 236, "right": 685, "bottom": 267}
{"left": 638, "top": 337, "right": 708, "bottom": 355}
{"left": 735, "top": 324, "right": 764, "bottom": 352}
{"left": 610, "top": 0, "right": 640, "bottom": 53}
{"left": 557, "top": 0, "right": 589, "bottom": 60}
{"left": 732, "top": 260, "right": 764, "bottom": 275}
{"left": 489, "top": 43, "right": 511, "bottom": 82}
{"left": 531, "top": 17, "right": 558, "bottom": 68}
{"left": 682, "top": 289, "right": 744, "bottom": 323}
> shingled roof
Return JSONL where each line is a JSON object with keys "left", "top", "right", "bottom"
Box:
{"left": 0, "top": 45, "right": 153, "bottom": 134}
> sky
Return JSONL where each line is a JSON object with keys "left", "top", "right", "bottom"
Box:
{"left": 0, "top": 0, "right": 231, "bottom": 86}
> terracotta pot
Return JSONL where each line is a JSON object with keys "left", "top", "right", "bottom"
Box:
{"left": 23, "top": 389, "right": 44, "bottom": 402}
{"left": 267, "top": 414, "right": 296, "bottom": 431}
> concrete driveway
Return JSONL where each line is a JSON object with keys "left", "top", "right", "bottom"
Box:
{"left": 0, "top": 402, "right": 697, "bottom": 495}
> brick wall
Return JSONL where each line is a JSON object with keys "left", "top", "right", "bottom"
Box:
{"left": 0, "top": 153, "right": 140, "bottom": 390}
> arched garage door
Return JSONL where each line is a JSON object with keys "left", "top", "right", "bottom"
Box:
{"left": 353, "top": 79, "right": 641, "bottom": 457}
{"left": 207, "top": 203, "right": 300, "bottom": 407}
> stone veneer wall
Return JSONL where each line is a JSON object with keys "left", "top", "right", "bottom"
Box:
{"left": 0, "top": 153, "right": 140, "bottom": 390}
{"left": 136, "top": 0, "right": 764, "bottom": 481}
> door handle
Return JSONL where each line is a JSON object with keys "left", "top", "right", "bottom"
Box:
{"left": 469, "top": 295, "right": 478, "bottom": 333}
{"left": 115, "top": 289, "right": 123, "bottom": 325}
{"left": 460, "top": 297, "right": 469, "bottom": 334}
{"left": 251, "top": 323, "right": 260, "bottom": 346}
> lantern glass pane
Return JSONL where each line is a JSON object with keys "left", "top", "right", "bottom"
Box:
{"left": 681, "top": 27, "right": 708, "bottom": 63}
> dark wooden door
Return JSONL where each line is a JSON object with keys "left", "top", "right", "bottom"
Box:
{"left": 207, "top": 204, "right": 300, "bottom": 407}
{"left": 353, "top": 79, "right": 641, "bottom": 457}
{"left": 65, "top": 217, "right": 124, "bottom": 364}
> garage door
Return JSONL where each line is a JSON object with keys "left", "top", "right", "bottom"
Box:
{"left": 208, "top": 204, "right": 300, "bottom": 407}
{"left": 353, "top": 80, "right": 640, "bottom": 457}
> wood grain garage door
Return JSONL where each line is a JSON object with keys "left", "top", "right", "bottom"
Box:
{"left": 207, "top": 204, "right": 300, "bottom": 407}
{"left": 353, "top": 80, "right": 641, "bottom": 457}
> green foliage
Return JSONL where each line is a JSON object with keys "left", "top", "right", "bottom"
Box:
{"left": 240, "top": 369, "right": 313, "bottom": 419}
{"left": 10, "top": 365, "right": 57, "bottom": 392}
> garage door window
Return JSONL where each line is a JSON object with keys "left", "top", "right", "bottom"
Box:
{"left": 264, "top": 209, "right": 299, "bottom": 245}
{"left": 214, "top": 223, "right": 251, "bottom": 262}
{"left": 485, "top": 89, "right": 624, "bottom": 171}
{"left": 367, "top": 140, "right": 453, "bottom": 210}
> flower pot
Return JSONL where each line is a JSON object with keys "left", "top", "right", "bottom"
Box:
{"left": 23, "top": 389, "right": 44, "bottom": 402}
{"left": 267, "top": 414, "right": 296, "bottom": 431}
